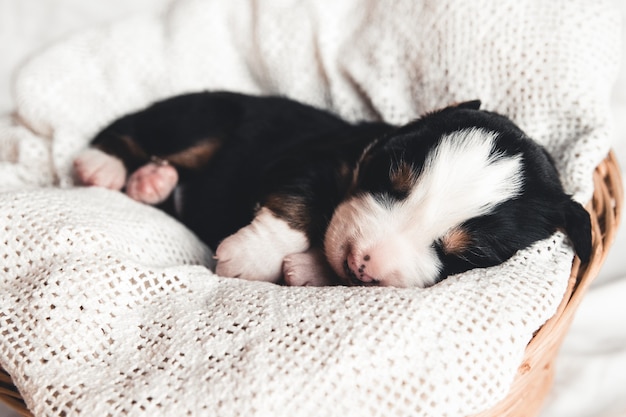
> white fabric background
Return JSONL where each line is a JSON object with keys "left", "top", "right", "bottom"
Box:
{"left": 0, "top": 1, "right": 623, "bottom": 416}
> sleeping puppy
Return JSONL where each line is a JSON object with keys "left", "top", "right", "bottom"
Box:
{"left": 74, "top": 92, "right": 591, "bottom": 288}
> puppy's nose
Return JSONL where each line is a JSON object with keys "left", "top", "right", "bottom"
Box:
{"left": 346, "top": 251, "right": 377, "bottom": 283}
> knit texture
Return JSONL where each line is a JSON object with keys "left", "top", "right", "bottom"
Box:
{"left": 0, "top": 1, "right": 620, "bottom": 416}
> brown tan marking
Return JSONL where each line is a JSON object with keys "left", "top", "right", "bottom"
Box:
{"left": 390, "top": 161, "right": 416, "bottom": 195}
{"left": 440, "top": 227, "right": 472, "bottom": 255}
{"left": 166, "top": 138, "right": 222, "bottom": 170}
{"left": 263, "top": 193, "right": 311, "bottom": 233}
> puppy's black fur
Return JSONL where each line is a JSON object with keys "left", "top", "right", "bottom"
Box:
{"left": 84, "top": 91, "right": 591, "bottom": 286}
{"left": 91, "top": 92, "right": 391, "bottom": 248}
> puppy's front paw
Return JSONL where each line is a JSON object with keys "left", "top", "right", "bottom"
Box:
{"left": 126, "top": 162, "right": 179, "bottom": 205}
{"left": 73, "top": 148, "right": 127, "bottom": 190}
{"left": 214, "top": 207, "right": 309, "bottom": 282}
{"left": 215, "top": 231, "right": 284, "bottom": 282}
{"left": 283, "top": 250, "right": 339, "bottom": 286}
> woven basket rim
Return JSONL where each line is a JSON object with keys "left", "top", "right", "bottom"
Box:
{"left": 1, "top": 152, "right": 623, "bottom": 417}
{"left": 471, "top": 150, "right": 623, "bottom": 417}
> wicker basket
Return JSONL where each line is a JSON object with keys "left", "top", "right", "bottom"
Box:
{"left": 1, "top": 152, "right": 623, "bottom": 417}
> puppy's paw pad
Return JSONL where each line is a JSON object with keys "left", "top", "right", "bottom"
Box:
{"left": 126, "top": 162, "right": 179, "bottom": 205}
{"left": 73, "top": 148, "right": 127, "bottom": 190}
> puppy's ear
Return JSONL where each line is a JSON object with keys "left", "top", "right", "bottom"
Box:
{"left": 562, "top": 200, "right": 592, "bottom": 263}
{"left": 454, "top": 100, "right": 481, "bottom": 110}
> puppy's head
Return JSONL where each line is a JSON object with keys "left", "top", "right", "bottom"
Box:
{"left": 324, "top": 101, "right": 591, "bottom": 288}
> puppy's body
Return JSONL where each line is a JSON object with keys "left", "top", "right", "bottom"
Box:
{"left": 75, "top": 92, "right": 591, "bottom": 287}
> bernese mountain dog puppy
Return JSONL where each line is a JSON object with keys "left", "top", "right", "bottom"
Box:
{"left": 74, "top": 91, "right": 591, "bottom": 288}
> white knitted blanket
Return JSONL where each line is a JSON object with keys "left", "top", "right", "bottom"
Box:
{"left": 0, "top": 1, "right": 620, "bottom": 416}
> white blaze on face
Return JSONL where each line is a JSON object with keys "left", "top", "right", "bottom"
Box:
{"left": 324, "top": 128, "right": 524, "bottom": 288}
